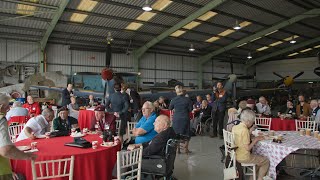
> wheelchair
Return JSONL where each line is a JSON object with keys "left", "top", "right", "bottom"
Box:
{"left": 141, "top": 139, "right": 178, "bottom": 180}
{"left": 194, "top": 113, "right": 213, "bottom": 136}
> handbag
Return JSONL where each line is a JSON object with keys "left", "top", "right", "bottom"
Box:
{"left": 224, "top": 151, "right": 239, "bottom": 180}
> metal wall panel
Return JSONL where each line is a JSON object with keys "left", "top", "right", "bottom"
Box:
{"left": 47, "top": 44, "right": 71, "bottom": 64}
{"left": 156, "top": 53, "right": 182, "bottom": 70}
{"left": 111, "top": 53, "right": 133, "bottom": 68}
{"left": 6, "top": 40, "right": 39, "bottom": 63}
{"left": 71, "top": 50, "right": 105, "bottom": 66}
{"left": 256, "top": 57, "right": 319, "bottom": 81}
{"left": 0, "top": 39, "right": 6, "bottom": 62}
{"left": 203, "top": 61, "right": 213, "bottom": 73}
{"left": 182, "top": 56, "right": 197, "bottom": 71}
{"left": 47, "top": 64, "right": 71, "bottom": 75}
{"left": 140, "top": 53, "right": 155, "bottom": 69}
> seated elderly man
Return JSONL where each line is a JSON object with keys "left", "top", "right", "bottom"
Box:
{"left": 128, "top": 115, "right": 176, "bottom": 156}
{"left": 23, "top": 95, "right": 41, "bottom": 118}
{"left": 0, "top": 93, "right": 37, "bottom": 179}
{"left": 133, "top": 101, "right": 157, "bottom": 144}
{"left": 53, "top": 106, "right": 78, "bottom": 132}
{"left": 90, "top": 105, "right": 116, "bottom": 133}
{"left": 192, "top": 100, "right": 212, "bottom": 133}
{"left": 5, "top": 101, "right": 28, "bottom": 121}
{"left": 232, "top": 109, "right": 269, "bottom": 180}
{"left": 256, "top": 96, "right": 271, "bottom": 115}
{"left": 310, "top": 99, "right": 320, "bottom": 123}
{"left": 16, "top": 108, "right": 54, "bottom": 141}
{"left": 278, "top": 100, "right": 295, "bottom": 118}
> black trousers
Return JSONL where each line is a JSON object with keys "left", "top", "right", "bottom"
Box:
{"left": 212, "top": 110, "right": 225, "bottom": 136}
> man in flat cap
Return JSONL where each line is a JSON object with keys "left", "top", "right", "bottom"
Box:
{"left": 90, "top": 105, "right": 116, "bottom": 133}
{"left": 53, "top": 106, "right": 78, "bottom": 132}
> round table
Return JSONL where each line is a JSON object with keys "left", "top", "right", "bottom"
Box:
{"left": 12, "top": 134, "right": 120, "bottom": 180}
{"left": 253, "top": 131, "right": 320, "bottom": 179}
{"left": 270, "top": 118, "right": 296, "bottom": 131}
{"left": 78, "top": 110, "right": 95, "bottom": 129}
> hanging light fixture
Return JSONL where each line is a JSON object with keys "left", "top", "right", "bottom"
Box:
{"left": 247, "top": 52, "right": 252, "bottom": 59}
{"left": 290, "top": 36, "right": 296, "bottom": 44}
{"left": 233, "top": 20, "right": 241, "bottom": 30}
{"left": 142, "top": 0, "right": 152, "bottom": 11}
{"left": 107, "top": 32, "right": 113, "bottom": 42}
{"left": 189, "top": 44, "right": 195, "bottom": 52}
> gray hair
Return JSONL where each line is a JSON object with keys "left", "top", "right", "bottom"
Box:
{"left": 0, "top": 93, "right": 10, "bottom": 106}
{"left": 240, "top": 109, "right": 256, "bottom": 124}
{"left": 310, "top": 99, "right": 318, "bottom": 106}
{"left": 157, "top": 115, "right": 171, "bottom": 127}
{"left": 144, "top": 101, "right": 155, "bottom": 111}
{"left": 42, "top": 108, "right": 54, "bottom": 117}
{"left": 12, "top": 101, "right": 22, "bottom": 108}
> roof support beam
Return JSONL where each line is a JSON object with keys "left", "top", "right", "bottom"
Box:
{"left": 245, "top": 36, "right": 320, "bottom": 67}
{"left": 2, "top": 0, "right": 58, "bottom": 9}
{"left": 39, "top": 0, "right": 69, "bottom": 72}
{"left": 133, "top": 0, "right": 228, "bottom": 60}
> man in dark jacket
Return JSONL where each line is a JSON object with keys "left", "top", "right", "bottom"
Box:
{"left": 105, "top": 83, "right": 129, "bottom": 138}
{"left": 211, "top": 82, "right": 228, "bottom": 139}
{"left": 61, "top": 84, "right": 73, "bottom": 106}
{"left": 127, "top": 115, "right": 176, "bottom": 157}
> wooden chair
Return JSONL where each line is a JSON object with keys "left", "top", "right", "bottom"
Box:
{"left": 31, "top": 156, "right": 75, "bottom": 180}
{"left": 127, "top": 122, "right": 137, "bottom": 138}
{"left": 223, "top": 130, "right": 256, "bottom": 180}
{"left": 296, "top": 120, "right": 316, "bottom": 131}
{"left": 113, "top": 147, "right": 143, "bottom": 180}
{"left": 8, "top": 124, "right": 25, "bottom": 143}
{"left": 115, "top": 120, "right": 121, "bottom": 135}
{"left": 255, "top": 117, "right": 272, "bottom": 131}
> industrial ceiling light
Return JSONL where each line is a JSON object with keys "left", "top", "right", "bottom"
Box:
{"left": 233, "top": 20, "right": 241, "bottom": 30}
{"left": 247, "top": 52, "right": 252, "bottom": 59}
{"left": 290, "top": 36, "right": 296, "bottom": 44}
{"left": 142, "top": 0, "right": 152, "bottom": 11}
{"left": 107, "top": 32, "right": 113, "bottom": 42}
{"left": 189, "top": 44, "right": 195, "bottom": 52}
{"left": 308, "top": 81, "right": 313, "bottom": 84}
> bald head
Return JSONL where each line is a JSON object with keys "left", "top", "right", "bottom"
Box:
{"left": 310, "top": 99, "right": 318, "bottom": 109}
{"left": 154, "top": 115, "right": 171, "bottom": 133}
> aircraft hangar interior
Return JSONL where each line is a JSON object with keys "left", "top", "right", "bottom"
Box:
{"left": 0, "top": 0, "right": 320, "bottom": 180}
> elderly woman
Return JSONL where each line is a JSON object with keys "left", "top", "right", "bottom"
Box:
{"left": 67, "top": 96, "right": 79, "bottom": 119}
{"left": 232, "top": 109, "right": 269, "bottom": 180}
{"left": 0, "top": 93, "right": 37, "bottom": 179}
{"left": 169, "top": 85, "right": 193, "bottom": 153}
{"left": 226, "top": 108, "right": 240, "bottom": 132}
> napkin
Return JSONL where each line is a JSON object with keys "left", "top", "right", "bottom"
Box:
{"left": 25, "top": 149, "right": 39, "bottom": 153}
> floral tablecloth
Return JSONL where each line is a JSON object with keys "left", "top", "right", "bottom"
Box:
{"left": 253, "top": 131, "right": 320, "bottom": 179}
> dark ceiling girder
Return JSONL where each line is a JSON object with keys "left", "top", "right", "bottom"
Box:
{"left": 1, "top": 0, "right": 58, "bottom": 9}
{"left": 286, "top": 0, "right": 312, "bottom": 10}
{"left": 0, "top": 24, "right": 45, "bottom": 32}
{"left": 234, "top": 0, "right": 320, "bottom": 32}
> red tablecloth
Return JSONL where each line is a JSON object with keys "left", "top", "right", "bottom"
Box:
{"left": 12, "top": 134, "right": 120, "bottom": 180}
{"left": 8, "top": 116, "right": 28, "bottom": 125}
{"left": 159, "top": 109, "right": 194, "bottom": 119}
{"left": 78, "top": 110, "right": 95, "bottom": 129}
{"left": 270, "top": 118, "right": 296, "bottom": 131}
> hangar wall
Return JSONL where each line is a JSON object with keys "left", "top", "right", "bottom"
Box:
{"left": 0, "top": 39, "right": 254, "bottom": 88}
{"left": 255, "top": 57, "right": 319, "bottom": 82}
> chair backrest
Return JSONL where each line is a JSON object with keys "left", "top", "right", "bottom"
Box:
{"left": 255, "top": 117, "right": 272, "bottom": 131}
{"left": 8, "top": 124, "right": 25, "bottom": 143}
{"left": 31, "top": 156, "right": 75, "bottom": 180}
{"left": 295, "top": 120, "right": 315, "bottom": 131}
{"left": 8, "top": 116, "right": 28, "bottom": 125}
{"left": 115, "top": 120, "right": 121, "bottom": 135}
{"left": 222, "top": 129, "right": 235, "bottom": 156}
{"left": 116, "top": 147, "right": 143, "bottom": 180}
{"left": 127, "top": 122, "right": 137, "bottom": 138}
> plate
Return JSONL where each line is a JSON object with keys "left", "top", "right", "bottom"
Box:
{"left": 36, "top": 135, "right": 46, "bottom": 139}
{"left": 70, "top": 134, "right": 85, "bottom": 137}
{"left": 100, "top": 143, "right": 116, "bottom": 147}
{"left": 17, "top": 146, "right": 31, "bottom": 151}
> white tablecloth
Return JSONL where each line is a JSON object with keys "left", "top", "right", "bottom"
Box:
{"left": 253, "top": 131, "right": 320, "bottom": 179}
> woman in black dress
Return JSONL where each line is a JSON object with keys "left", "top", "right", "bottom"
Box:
{"left": 169, "top": 85, "right": 193, "bottom": 153}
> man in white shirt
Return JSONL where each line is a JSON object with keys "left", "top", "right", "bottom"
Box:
{"left": 5, "top": 101, "right": 28, "bottom": 121}
{"left": 256, "top": 96, "right": 271, "bottom": 115}
{"left": 16, "top": 108, "right": 54, "bottom": 142}
{"left": 310, "top": 100, "right": 320, "bottom": 122}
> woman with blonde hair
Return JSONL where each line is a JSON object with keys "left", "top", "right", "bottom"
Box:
{"left": 169, "top": 85, "right": 193, "bottom": 153}
{"left": 226, "top": 108, "right": 240, "bottom": 132}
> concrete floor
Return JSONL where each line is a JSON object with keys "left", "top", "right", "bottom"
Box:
{"left": 173, "top": 136, "right": 224, "bottom": 180}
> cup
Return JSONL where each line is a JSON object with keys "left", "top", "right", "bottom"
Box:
{"left": 314, "top": 131, "right": 319, "bottom": 138}
{"left": 306, "top": 129, "right": 311, "bottom": 136}
{"left": 300, "top": 129, "right": 305, "bottom": 136}
{"left": 31, "top": 142, "right": 38, "bottom": 150}
{"left": 71, "top": 128, "right": 76, "bottom": 133}
{"left": 45, "top": 132, "right": 50, "bottom": 139}
{"left": 277, "top": 135, "right": 283, "bottom": 141}
{"left": 269, "top": 130, "right": 275, "bottom": 136}
{"left": 92, "top": 141, "right": 98, "bottom": 149}
{"left": 280, "top": 115, "right": 284, "bottom": 120}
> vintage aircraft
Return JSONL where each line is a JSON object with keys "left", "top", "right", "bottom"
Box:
{"left": 273, "top": 71, "right": 304, "bottom": 88}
